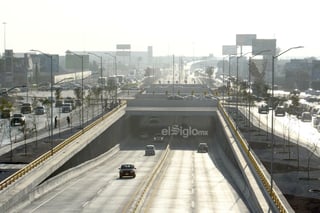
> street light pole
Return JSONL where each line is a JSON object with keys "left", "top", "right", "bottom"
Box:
{"left": 248, "top": 50, "right": 271, "bottom": 127}
{"left": 30, "top": 49, "right": 54, "bottom": 155}
{"left": 270, "top": 45, "right": 303, "bottom": 193}
{"left": 105, "top": 53, "right": 118, "bottom": 105}
{"left": 66, "top": 50, "right": 84, "bottom": 130}
{"left": 236, "top": 51, "right": 251, "bottom": 129}
{"left": 88, "top": 52, "right": 104, "bottom": 114}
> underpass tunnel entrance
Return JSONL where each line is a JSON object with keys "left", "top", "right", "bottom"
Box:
{"left": 128, "top": 114, "right": 217, "bottom": 150}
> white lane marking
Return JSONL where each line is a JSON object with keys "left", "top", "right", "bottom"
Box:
{"left": 30, "top": 176, "right": 83, "bottom": 212}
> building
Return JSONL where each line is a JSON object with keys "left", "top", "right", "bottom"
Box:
{"left": 0, "top": 50, "right": 33, "bottom": 88}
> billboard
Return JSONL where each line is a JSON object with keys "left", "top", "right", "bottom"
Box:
{"left": 116, "top": 51, "right": 131, "bottom": 56}
{"left": 116, "top": 44, "right": 131, "bottom": 49}
{"left": 252, "top": 39, "right": 276, "bottom": 56}
{"left": 236, "top": 34, "right": 257, "bottom": 46}
{"left": 222, "top": 45, "right": 237, "bottom": 55}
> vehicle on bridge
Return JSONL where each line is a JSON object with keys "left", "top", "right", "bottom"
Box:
{"left": 119, "top": 164, "right": 136, "bottom": 178}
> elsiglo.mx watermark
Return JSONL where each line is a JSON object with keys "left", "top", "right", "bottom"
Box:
{"left": 160, "top": 124, "right": 208, "bottom": 138}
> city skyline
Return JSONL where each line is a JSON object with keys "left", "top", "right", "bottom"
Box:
{"left": 1, "top": 0, "right": 319, "bottom": 58}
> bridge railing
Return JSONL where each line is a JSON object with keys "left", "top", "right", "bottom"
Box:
{"left": 218, "top": 102, "right": 291, "bottom": 213}
{"left": 0, "top": 102, "right": 127, "bottom": 191}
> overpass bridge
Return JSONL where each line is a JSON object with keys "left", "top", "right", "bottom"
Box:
{"left": 0, "top": 94, "right": 293, "bottom": 212}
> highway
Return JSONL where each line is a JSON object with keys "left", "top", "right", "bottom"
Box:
{"left": 16, "top": 139, "right": 166, "bottom": 212}
{"left": 10, "top": 114, "right": 258, "bottom": 213}
{"left": 0, "top": 71, "right": 291, "bottom": 212}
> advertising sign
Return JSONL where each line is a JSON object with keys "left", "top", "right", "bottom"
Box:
{"left": 252, "top": 39, "right": 276, "bottom": 56}
{"left": 116, "top": 44, "right": 131, "bottom": 49}
{"left": 222, "top": 45, "right": 237, "bottom": 55}
{"left": 236, "top": 34, "right": 257, "bottom": 46}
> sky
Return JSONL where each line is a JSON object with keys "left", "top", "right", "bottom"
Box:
{"left": 0, "top": 0, "right": 319, "bottom": 58}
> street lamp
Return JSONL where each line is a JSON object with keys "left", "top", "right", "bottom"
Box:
{"left": 66, "top": 50, "right": 84, "bottom": 130}
{"left": 104, "top": 53, "right": 118, "bottom": 105}
{"left": 270, "top": 45, "right": 303, "bottom": 193}
{"left": 222, "top": 55, "right": 230, "bottom": 103}
{"left": 248, "top": 50, "right": 271, "bottom": 127}
{"left": 236, "top": 51, "right": 251, "bottom": 129}
{"left": 88, "top": 52, "right": 104, "bottom": 114}
{"left": 30, "top": 49, "right": 54, "bottom": 155}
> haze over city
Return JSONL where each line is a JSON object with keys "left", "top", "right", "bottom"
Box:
{"left": 1, "top": 0, "right": 320, "bottom": 57}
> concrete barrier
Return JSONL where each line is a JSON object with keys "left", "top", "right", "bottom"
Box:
{"left": 218, "top": 103, "right": 294, "bottom": 213}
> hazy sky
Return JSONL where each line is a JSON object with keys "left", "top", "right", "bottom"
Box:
{"left": 1, "top": 0, "right": 319, "bottom": 58}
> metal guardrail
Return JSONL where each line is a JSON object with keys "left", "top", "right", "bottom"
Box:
{"left": 218, "top": 102, "right": 288, "bottom": 213}
{"left": 0, "top": 102, "right": 127, "bottom": 190}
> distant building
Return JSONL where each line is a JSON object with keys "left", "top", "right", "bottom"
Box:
{"left": 284, "top": 59, "right": 312, "bottom": 90}
{"left": 310, "top": 60, "right": 320, "bottom": 89}
{"left": 29, "top": 53, "right": 59, "bottom": 85}
{"left": 65, "top": 53, "right": 89, "bottom": 71}
{"left": 0, "top": 50, "right": 33, "bottom": 88}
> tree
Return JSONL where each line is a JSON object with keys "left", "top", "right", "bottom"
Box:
{"left": 55, "top": 88, "right": 62, "bottom": 101}
{"left": 91, "top": 87, "right": 102, "bottom": 104}
{"left": 205, "top": 66, "right": 214, "bottom": 78}
{"left": 73, "top": 87, "right": 83, "bottom": 101}
{"left": 144, "top": 67, "right": 152, "bottom": 77}
{"left": 0, "top": 97, "right": 13, "bottom": 112}
{"left": 290, "top": 94, "right": 300, "bottom": 108}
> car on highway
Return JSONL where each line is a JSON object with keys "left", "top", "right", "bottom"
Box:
{"left": 301, "top": 112, "right": 312, "bottom": 122}
{"left": 275, "top": 106, "right": 286, "bottom": 116}
{"left": 145, "top": 145, "right": 155, "bottom": 156}
{"left": 197, "top": 143, "right": 208, "bottom": 153}
{"left": 55, "top": 100, "right": 63, "bottom": 107}
{"left": 10, "top": 113, "right": 25, "bottom": 126}
{"left": 119, "top": 164, "right": 136, "bottom": 178}
{"left": 34, "top": 106, "right": 46, "bottom": 115}
{"left": 258, "top": 104, "right": 269, "bottom": 114}
{"left": 313, "top": 115, "right": 320, "bottom": 127}
{"left": 61, "top": 103, "right": 72, "bottom": 113}
{"left": 20, "top": 103, "right": 32, "bottom": 114}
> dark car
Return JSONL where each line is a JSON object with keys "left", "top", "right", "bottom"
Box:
{"left": 197, "top": 143, "right": 208, "bottom": 153}
{"left": 145, "top": 145, "right": 155, "bottom": 156}
{"left": 11, "top": 113, "right": 25, "bottom": 126}
{"left": 275, "top": 106, "right": 286, "bottom": 116}
{"left": 258, "top": 104, "right": 269, "bottom": 114}
{"left": 20, "top": 103, "right": 32, "bottom": 114}
{"left": 119, "top": 164, "right": 136, "bottom": 178}
{"left": 301, "top": 112, "right": 312, "bottom": 122}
